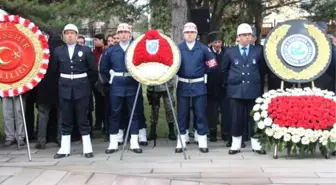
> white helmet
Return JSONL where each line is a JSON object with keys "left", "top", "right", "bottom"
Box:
{"left": 117, "top": 23, "right": 131, "bottom": 33}
{"left": 183, "top": 22, "right": 197, "bottom": 33}
{"left": 63, "top": 24, "right": 79, "bottom": 34}
{"left": 237, "top": 23, "right": 252, "bottom": 35}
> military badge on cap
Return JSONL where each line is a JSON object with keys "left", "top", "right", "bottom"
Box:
{"left": 78, "top": 51, "right": 83, "bottom": 57}
{"left": 252, "top": 59, "right": 256, "bottom": 64}
{"left": 263, "top": 19, "right": 332, "bottom": 83}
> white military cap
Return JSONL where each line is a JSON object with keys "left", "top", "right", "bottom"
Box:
{"left": 63, "top": 24, "right": 79, "bottom": 33}
{"left": 117, "top": 23, "right": 131, "bottom": 33}
{"left": 183, "top": 22, "right": 198, "bottom": 33}
{"left": 237, "top": 23, "right": 252, "bottom": 35}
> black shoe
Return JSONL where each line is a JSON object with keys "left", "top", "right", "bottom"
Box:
{"left": 226, "top": 140, "right": 232, "bottom": 147}
{"left": 199, "top": 148, "right": 209, "bottom": 153}
{"left": 105, "top": 149, "right": 118, "bottom": 154}
{"left": 54, "top": 153, "right": 70, "bottom": 159}
{"left": 175, "top": 148, "right": 186, "bottom": 153}
{"left": 209, "top": 137, "right": 217, "bottom": 142}
{"left": 118, "top": 142, "right": 123, "bottom": 146}
{"left": 253, "top": 149, "right": 266, "bottom": 155}
{"left": 139, "top": 141, "right": 148, "bottom": 146}
{"left": 168, "top": 133, "right": 176, "bottom": 140}
{"left": 331, "top": 151, "right": 336, "bottom": 156}
{"left": 84, "top": 153, "right": 94, "bottom": 158}
{"left": 188, "top": 132, "right": 194, "bottom": 138}
{"left": 35, "top": 142, "right": 46, "bottom": 149}
{"left": 130, "top": 148, "right": 142, "bottom": 153}
{"left": 104, "top": 135, "right": 109, "bottom": 142}
{"left": 4, "top": 140, "right": 15, "bottom": 147}
{"left": 147, "top": 134, "right": 156, "bottom": 141}
{"left": 241, "top": 142, "right": 246, "bottom": 148}
{"left": 228, "top": 150, "right": 240, "bottom": 155}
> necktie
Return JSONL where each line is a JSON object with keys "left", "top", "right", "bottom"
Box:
{"left": 242, "top": 47, "right": 247, "bottom": 60}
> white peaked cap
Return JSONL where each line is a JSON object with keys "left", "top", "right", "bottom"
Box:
{"left": 63, "top": 24, "right": 79, "bottom": 33}
{"left": 183, "top": 22, "right": 198, "bottom": 33}
{"left": 237, "top": 23, "right": 252, "bottom": 35}
{"left": 117, "top": 23, "right": 131, "bottom": 33}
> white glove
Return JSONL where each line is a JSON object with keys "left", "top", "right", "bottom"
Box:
{"left": 109, "top": 70, "right": 115, "bottom": 84}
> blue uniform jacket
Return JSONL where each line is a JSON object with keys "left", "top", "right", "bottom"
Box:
{"left": 100, "top": 43, "right": 139, "bottom": 97}
{"left": 221, "top": 44, "right": 266, "bottom": 99}
{"left": 54, "top": 44, "right": 98, "bottom": 100}
{"left": 177, "top": 41, "right": 217, "bottom": 97}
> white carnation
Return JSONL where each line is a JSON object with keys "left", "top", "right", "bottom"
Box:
{"left": 291, "top": 128, "right": 300, "bottom": 135}
{"left": 252, "top": 104, "right": 261, "bottom": 111}
{"left": 333, "top": 123, "right": 336, "bottom": 129}
{"left": 265, "top": 128, "right": 274, "bottom": 136}
{"left": 329, "top": 135, "right": 336, "bottom": 143}
{"left": 330, "top": 128, "right": 336, "bottom": 137}
{"left": 297, "top": 127, "right": 306, "bottom": 137}
{"left": 301, "top": 136, "right": 310, "bottom": 145}
{"left": 264, "top": 117, "right": 272, "bottom": 126}
{"left": 261, "top": 104, "right": 268, "bottom": 110}
{"left": 305, "top": 129, "right": 314, "bottom": 138}
{"left": 255, "top": 97, "right": 264, "bottom": 104}
{"left": 279, "top": 127, "right": 288, "bottom": 134}
{"left": 257, "top": 121, "right": 266, "bottom": 130}
{"left": 263, "top": 98, "right": 271, "bottom": 104}
{"left": 268, "top": 90, "right": 276, "bottom": 95}
{"left": 317, "top": 130, "right": 323, "bottom": 137}
{"left": 273, "top": 131, "right": 283, "bottom": 139}
{"left": 261, "top": 111, "right": 268, "bottom": 118}
{"left": 253, "top": 112, "right": 261, "bottom": 121}
{"left": 272, "top": 124, "right": 280, "bottom": 131}
{"left": 283, "top": 133, "right": 291, "bottom": 142}
{"left": 322, "top": 140, "right": 328, "bottom": 146}
{"left": 292, "top": 134, "right": 301, "bottom": 143}
{"left": 322, "top": 130, "right": 330, "bottom": 138}
{"left": 262, "top": 92, "right": 270, "bottom": 98}
{"left": 310, "top": 135, "right": 319, "bottom": 143}
{"left": 287, "top": 127, "right": 293, "bottom": 134}
{"left": 303, "top": 87, "right": 312, "bottom": 92}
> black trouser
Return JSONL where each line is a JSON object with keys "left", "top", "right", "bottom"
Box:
{"left": 230, "top": 98, "right": 254, "bottom": 137}
{"left": 103, "top": 89, "right": 110, "bottom": 136}
{"left": 59, "top": 97, "right": 91, "bottom": 135}
{"left": 25, "top": 94, "right": 36, "bottom": 139}
{"left": 221, "top": 97, "right": 231, "bottom": 139}
{"left": 93, "top": 88, "right": 105, "bottom": 128}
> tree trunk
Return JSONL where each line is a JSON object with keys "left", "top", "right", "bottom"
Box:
{"left": 171, "top": 0, "right": 188, "bottom": 43}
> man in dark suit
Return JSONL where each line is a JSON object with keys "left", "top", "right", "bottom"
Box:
{"left": 54, "top": 24, "right": 97, "bottom": 159}
{"left": 221, "top": 23, "right": 266, "bottom": 155}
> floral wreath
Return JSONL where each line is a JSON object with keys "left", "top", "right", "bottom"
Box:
{"left": 0, "top": 14, "right": 49, "bottom": 97}
{"left": 126, "top": 30, "right": 180, "bottom": 85}
{"left": 264, "top": 23, "right": 331, "bottom": 82}
{"left": 252, "top": 88, "right": 336, "bottom": 156}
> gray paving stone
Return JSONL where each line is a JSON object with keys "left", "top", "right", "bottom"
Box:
{"left": 57, "top": 171, "right": 92, "bottom": 185}
{"left": 0, "top": 157, "right": 12, "bottom": 162}
{"left": 0, "top": 161, "right": 58, "bottom": 167}
{"left": 29, "top": 170, "right": 68, "bottom": 185}
{"left": 263, "top": 167, "right": 336, "bottom": 173}
{"left": 171, "top": 180, "right": 200, "bottom": 185}
{"left": 153, "top": 167, "right": 262, "bottom": 173}
{"left": 134, "top": 172, "right": 201, "bottom": 178}
{"left": 0, "top": 176, "right": 9, "bottom": 184}
{"left": 180, "top": 178, "right": 271, "bottom": 184}
{"left": 143, "top": 178, "right": 171, "bottom": 185}
{"left": 270, "top": 177, "right": 336, "bottom": 184}
{"left": 316, "top": 172, "right": 336, "bottom": 177}
{"left": 0, "top": 168, "right": 44, "bottom": 185}
{"left": 0, "top": 167, "right": 23, "bottom": 176}
{"left": 181, "top": 163, "right": 230, "bottom": 168}
{"left": 200, "top": 183, "right": 229, "bottom": 185}
{"left": 85, "top": 173, "right": 117, "bottom": 185}
{"left": 200, "top": 172, "right": 318, "bottom": 178}
{"left": 112, "top": 175, "right": 145, "bottom": 185}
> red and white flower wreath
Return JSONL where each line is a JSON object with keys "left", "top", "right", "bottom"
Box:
{"left": 0, "top": 14, "right": 49, "bottom": 97}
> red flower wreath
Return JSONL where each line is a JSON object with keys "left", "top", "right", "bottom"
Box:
{"left": 132, "top": 29, "right": 173, "bottom": 67}
{"left": 267, "top": 95, "right": 336, "bottom": 130}
{"left": 0, "top": 14, "right": 49, "bottom": 97}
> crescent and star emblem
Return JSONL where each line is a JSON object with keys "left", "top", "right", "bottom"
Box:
{"left": 0, "top": 46, "right": 20, "bottom": 65}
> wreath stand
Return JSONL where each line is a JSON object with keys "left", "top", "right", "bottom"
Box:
{"left": 272, "top": 81, "right": 331, "bottom": 159}
{"left": 120, "top": 83, "right": 188, "bottom": 160}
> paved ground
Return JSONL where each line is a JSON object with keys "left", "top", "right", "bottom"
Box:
{"left": 0, "top": 139, "right": 335, "bottom": 185}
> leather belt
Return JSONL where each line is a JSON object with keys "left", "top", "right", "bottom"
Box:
{"left": 178, "top": 77, "right": 204, "bottom": 83}
{"left": 60, "top": 73, "right": 87, "bottom": 80}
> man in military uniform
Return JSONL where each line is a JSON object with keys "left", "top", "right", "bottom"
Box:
{"left": 221, "top": 23, "right": 266, "bottom": 155}
{"left": 100, "top": 23, "right": 142, "bottom": 154}
{"left": 175, "top": 22, "right": 217, "bottom": 153}
{"left": 147, "top": 78, "right": 177, "bottom": 141}
{"left": 54, "top": 24, "right": 97, "bottom": 159}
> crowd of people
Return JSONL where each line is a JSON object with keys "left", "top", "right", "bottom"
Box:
{"left": 1, "top": 21, "right": 335, "bottom": 158}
